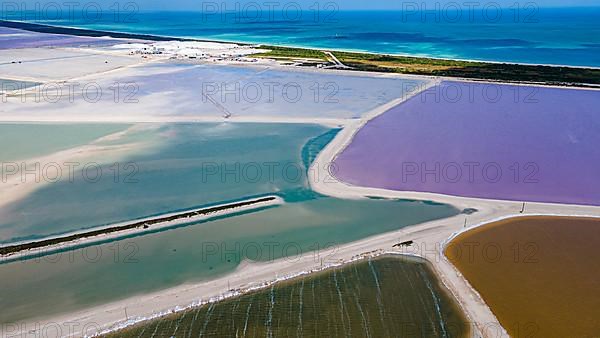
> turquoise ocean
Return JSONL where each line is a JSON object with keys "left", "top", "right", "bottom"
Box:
{"left": 6, "top": 7, "right": 600, "bottom": 67}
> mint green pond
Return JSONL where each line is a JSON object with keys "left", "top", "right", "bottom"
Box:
{"left": 0, "top": 123, "right": 130, "bottom": 162}
{"left": 0, "top": 123, "right": 459, "bottom": 323}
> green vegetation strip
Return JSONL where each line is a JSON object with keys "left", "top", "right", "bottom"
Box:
{"left": 252, "top": 46, "right": 329, "bottom": 61}
{"left": 254, "top": 46, "right": 600, "bottom": 86}
{"left": 0, "top": 196, "right": 276, "bottom": 256}
{"left": 106, "top": 256, "right": 470, "bottom": 338}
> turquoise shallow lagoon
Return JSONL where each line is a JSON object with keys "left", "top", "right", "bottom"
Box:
{"left": 0, "top": 123, "right": 458, "bottom": 323}
{"left": 0, "top": 78, "right": 41, "bottom": 93}
{"left": 0, "top": 123, "right": 130, "bottom": 162}
{"left": 0, "top": 123, "right": 334, "bottom": 242}
{"left": 0, "top": 197, "right": 457, "bottom": 323}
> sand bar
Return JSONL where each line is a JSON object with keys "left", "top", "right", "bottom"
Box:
{"left": 0, "top": 195, "right": 283, "bottom": 262}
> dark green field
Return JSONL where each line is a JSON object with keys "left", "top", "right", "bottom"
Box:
{"left": 106, "top": 256, "right": 470, "bottom": 338}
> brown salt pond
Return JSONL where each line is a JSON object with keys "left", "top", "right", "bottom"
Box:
{"left": 445, "top": 216, "right": 600, "bottom": 338}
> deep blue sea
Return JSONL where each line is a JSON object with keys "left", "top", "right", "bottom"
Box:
{"left": 5, "top": 7, "right": 600, "bottom": 67}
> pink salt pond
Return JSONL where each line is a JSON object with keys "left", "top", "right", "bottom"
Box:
{"left": 333, "top": 81, "right": 600, "bottom": 205}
